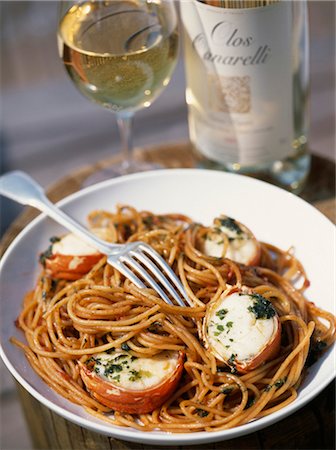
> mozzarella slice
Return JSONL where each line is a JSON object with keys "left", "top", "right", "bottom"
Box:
{"left": 202, "top": 215, "right": 260, "bottom": 265}
{"left": 90, "top": 350, "right": 180, "bottom": 391}
{"left": 51, "top": 228, "right": 114, "bottom": 256}
{"left": 204, "top": 289, "right": 281, "bottom": 372}
{"left": 52, "top": 233, "right": 100, "bottom": 256}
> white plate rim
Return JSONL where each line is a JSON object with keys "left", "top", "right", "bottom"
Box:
{"left": 0, "top": 168, "right": 335, "bottom": 445}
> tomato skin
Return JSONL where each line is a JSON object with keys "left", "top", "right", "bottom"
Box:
{"left": 45, "top": 253, "right": 102, "bottom": 280}
{"left": 79, "top": 352, "right": 185, "bottom": 414}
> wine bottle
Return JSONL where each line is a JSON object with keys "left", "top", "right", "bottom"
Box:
{"left": 181, "top": 0, "right": 310, "bottom": 193}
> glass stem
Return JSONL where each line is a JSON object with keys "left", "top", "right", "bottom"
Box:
{"left": 116, "top": 112, "right": 134, "bottom": 171}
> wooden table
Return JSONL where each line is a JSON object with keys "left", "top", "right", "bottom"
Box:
{"left": 1, "top": 142, "right": 335, "bottom": 450}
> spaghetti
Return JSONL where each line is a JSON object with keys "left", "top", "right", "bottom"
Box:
{"left": 12, "top": 205, "right": 335, "bottom": 432}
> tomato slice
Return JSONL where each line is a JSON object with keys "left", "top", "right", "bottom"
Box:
{"left": 41, "top": 233, "right": 103, "bottom": 280}
{"left": 79, "top": 350, "right": 184, "bottom": 413}
{"left": 45, "top": 253, "right": 103, "bottom": 280}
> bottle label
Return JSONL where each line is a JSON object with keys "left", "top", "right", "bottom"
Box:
{"left": 181, "top": 1, "right": 293, "bottom": 166}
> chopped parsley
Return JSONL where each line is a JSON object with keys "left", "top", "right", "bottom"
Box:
{"left": 219, "top": 217, "right": 242, "bottom": 235}
{"left": 263, "top": 377, "right": 287, "bottom": 392}
{"left": 214, "top": 324, "right": 225, "bottom": 336}
{"left": 49, "top": 236, "right": 61, "bottom": 243}
{"left": 195, "top": 408, "right": 209, "bottom": 417}
{"left": 129, "top": 369, "right": 142, "bottom": 382}
{"left": 247, "top": 294, "right": 276, "bottom": 320}
{"left": 39, "top": 245, "right": 53, "bottom": 266}
{"left": 121, "top": 343, "right": 131, "bottom": 351}
{"left": 227, "top": 354, "right": 237, "bottom": 373}
{"left": 216, "top": 309, "right": 228, "bottom": 320}
{"left": 228, "top": 354, "right": 236, "bottom": 365}
{"left": 39, "top": 236, "right": 60, "bottom": 266}
{"left": 112, "top": 375, "right": 121, "bottom": 383}
{"left": 226, "top": 321, "right": 233, "bottom": 329}
{"left": 274, "top": 378, "right": 287, "bottom": 389}
{"left": 147, "top": 321, "right": 162, "bottom": 333}
{"left": 113, "top": 354, "right": 127, "bottom": 362}
{"left": 245, "top": 397, "right": 256, "bottom": 409}
{"left": 104, "top": 363, "right": 123, "bottom": 376}
{"left": 142, "top": 216, "right": 154, "bottom": 227}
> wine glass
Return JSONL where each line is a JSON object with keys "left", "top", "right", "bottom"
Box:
{"left": 57, "top": 0, "right": 179, "bottom": 183}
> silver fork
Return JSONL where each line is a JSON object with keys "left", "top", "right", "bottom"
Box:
{"left": 0, "top": 171, "right": 192, "bottom": 307}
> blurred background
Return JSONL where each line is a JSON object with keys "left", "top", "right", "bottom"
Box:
{"left": 0, "top": 1, "right": 335, "bottom": 449}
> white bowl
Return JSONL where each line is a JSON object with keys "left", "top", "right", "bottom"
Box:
{"left": 0, "top": 169, "right": 335, "bottom": 446}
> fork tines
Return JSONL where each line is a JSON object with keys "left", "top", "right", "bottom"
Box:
{"left": 108, "top": 242, "right": 192, "bottom": 307}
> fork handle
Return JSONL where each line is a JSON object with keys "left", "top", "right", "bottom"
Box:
{"left": 0, "top": 171, "right": 119, "bottom": 255}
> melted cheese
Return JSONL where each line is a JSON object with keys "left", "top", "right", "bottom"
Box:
{"left": 92, "top": 350, "right": 179, "bottom": 390}
{"left": 52, "top": 233, "right": 100, "bottom": 256}
{"left": 206, "top": 292, "right": 276, "bottom": 362}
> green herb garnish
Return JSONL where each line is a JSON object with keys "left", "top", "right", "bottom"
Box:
{"left": 121, "top": 343, "right": 131, "bottom": 352}
{"left": 104, "top": 363, "right": 123, "bottom": 376}
{"left": 245, "top": 397, "right": 256, "bottom": 409}
{"left": 129, "top": 369, "right": 142, "bottom": 382}
{"left": 112, "top": 375, "right": 121, "bottom": 383}
{"left": 248, "top": 294, "right": 276, "bottom": 320}
{"left": 39, "top": 236, "right": 61, "bottom": 267}
{"left": 195, "top": 408, "right": 209, "bottom": 417}
{"left": 113, "top": 354, "right": 127, "bottom": 362}
{"left": 49, "top": 236, "right": 61, "bottom": 243}
{"left": 216, "top": 309, "right": 228, "bottom": 320}
{"left": 214, "top": 324, "right": 225, "bottom": 336}
{"left": 228, "top": 354, "right": 236, "bottom": 365}
{"left": 219, "top": 217, "right": 242, "bottom": 235}
{"left": 39, "top": 245, "right": 53, "bottom": 266}
{"left": 142, "top": 216, "right": 154, "bottom": 227}
{"left": 274, "top": 378, "right": 287, "bottom": 389}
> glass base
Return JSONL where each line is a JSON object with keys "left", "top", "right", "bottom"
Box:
{"left": 82, "top": 159, "right": 162, "bottom": 187}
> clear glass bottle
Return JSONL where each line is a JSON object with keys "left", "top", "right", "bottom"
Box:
{"left": 181, "top": 0, "right": 310, "bottom": 193}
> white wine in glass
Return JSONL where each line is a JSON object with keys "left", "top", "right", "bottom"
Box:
{"left": 58, "top": 0, "right": 179, "bottom": 182}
